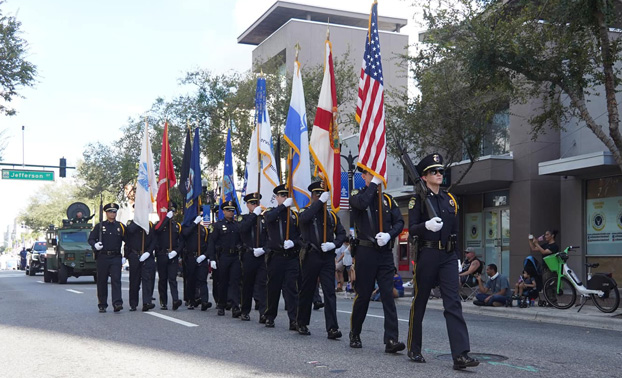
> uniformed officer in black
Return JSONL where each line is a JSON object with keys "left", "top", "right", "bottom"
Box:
{"left": 154, "top": 201, "right": 183, "bottom": 311}
{"left": 238, "top": 192, "right": 268, "bottom": 322}
{"left": 262, "top": 184, "right": 301, "bottom": 330}
{"left": 207, "top": 200, "right": 243, "bottom": 317}
{"left": 88, "top": 203, "right": 126, "bottom": 313}
{"left": 180, "top": 213, "right": 211, "bottom": 310}
{"left": 349, "top": 169, "right": 405, "bottom": 353}
{"left": 406, "top": 153, "right": 478, "bottom": 370}
{"left": 125, "top": 216, "right": 157, "bottom": 312}
{"left": 296, "top": 181, "right": 346, "bottom": 339}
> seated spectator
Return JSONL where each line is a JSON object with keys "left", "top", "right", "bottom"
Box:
{"left": 474, "top": 264, "right": 510, "bottom": 307}
{"left": 459, "top": 247, "right": 482, "bottom": 287}
{"left": 393, "top": 269, "right": 404, "bottom": 298}
{"left": 513, "top": 270, "right": 537, "bottom": 307}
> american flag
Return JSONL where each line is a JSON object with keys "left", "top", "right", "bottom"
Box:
{"left": 355, "top": 1, "right": 386, "bottom": 187}
{"left": 338, "top": 171, "right": 366, "bottom": 210}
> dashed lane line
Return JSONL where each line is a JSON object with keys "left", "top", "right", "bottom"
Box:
{"left": 145, "top": 312, "right": 199, "bottom": 327}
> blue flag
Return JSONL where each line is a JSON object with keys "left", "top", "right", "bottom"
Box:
{"left": 218, "top": 128, "right": 241, "bottom": 220}
{"left": 183, "top": 128, "right": 203, "bottom": 226}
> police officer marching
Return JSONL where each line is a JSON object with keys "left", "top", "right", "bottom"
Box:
{"left": 349, "top": 168, "right": 405, "bottom": 353}
{"left": 180, "top": 212, "right": 211, "bottom": 311}
{"left": 296, "top": 181, "right": 346, "bottom": 339}
{"left": 207, "top": 200, "right": 243, "bottom": 317}
{"left": 154, "top": 201, "right": 183, "bottom": 311}
{"left": 88, "top": 203, "right": 126, "bottom": 313}
{"left": 406, "top": 153, "right": 478, "bottom": 370}
{"left": 238, "top": 192, "right": 268, "bottom": 322}
{"left": 125, "top": 215, "right": 157, "bottom": 312}
{"left": 262, "top": 184, "right": 301, "bottom": 330}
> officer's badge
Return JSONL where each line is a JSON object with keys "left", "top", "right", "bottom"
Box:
{"left": 408, "top": 198, "right": 415, "bottom": 209}
{"left": 433, "top": 154, "right": 440, "bottom": 163}
{"left": 117, "top": 227, "right": 121, "bottom": 232}
{"left": 449, "top": 199, "right": 455, "bottom": 207}
{"left": 351, "top": 189, "right": 359, "bottom": 196}
{"left": 236, "top": 215, "right": 243, "bottom": 222}
{"left": 208, "top": 225, "right": 214, "bottom": 233}
{"left": 383, "top": 198, "right": 389, "bottom": 207}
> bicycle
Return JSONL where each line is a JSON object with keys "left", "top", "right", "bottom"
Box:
{"left": 541, "top": 246, "right": 620, "bottom": 313}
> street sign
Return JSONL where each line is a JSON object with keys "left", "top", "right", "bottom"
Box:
{"left": 2, "top": 169, "right": 55, "bottom": 181}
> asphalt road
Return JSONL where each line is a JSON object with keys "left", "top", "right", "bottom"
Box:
{"left": 1, "top": 269, "right": 621, "bottom": 378}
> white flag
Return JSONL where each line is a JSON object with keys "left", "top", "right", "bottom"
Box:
{"left": 134, "top": 124, "right": 158, "bottom": 233}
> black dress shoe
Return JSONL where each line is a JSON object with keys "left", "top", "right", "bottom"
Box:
{"left": 259, "top": 315, "right": 267, "bottom": 324}
{"left": 289, "top": 320, "right": 298, "bottom": 331}
{"left": 232, "top": 306, "right": 241, "bottom": 318}
{"left": 201, "top": 302, "right": 212, "bottom": 311}
{"left": 349, "top": 332, "right": 362, "bottom": 348}
{"left": 217, "top": 308, "right": 225, "bottom": 316}
{"left": 327, "top": 329, "right": 342, "bottom": 340}
{"left": 129, "top": 306, "right": 137, "bottom": 312}
{"left": 194, "top": 299, "right": 202, "bottom": 307}
{"left": 160, "top": 304, "right": 168, "bottom": 310}
{"left": 297, "top": 325, "right": 311, "bottom": 335}
{"left": 113, "top": 304, "right": 123, "bottom": 313}
{"left": 187, "top": 304, "right": 195, "bottom": 310}
{"left": 408, "top": 351, "right": 426, "bottom": 363}
{"left": 240, "top": 313, "right": 251, "bottom": 321}
{"left": 98, "top": 307, "right": 106, "bottom": 313}
{"left": 385, "top": 339, "right": 406, "bottom": 353}
{"left": 172, "top": 300, "right": 182, "bottom": 311}
{"left": 265, "top": 318, "right": 275, "bottom": 328}
{"left": 453, "top": 354, "right": 479, "bottom": 370}
{"left": 142, "top": 303, "right": 155, "bottom": 312}
{"left": 225, "top": 301, "right": 232, "bottom": 311}
{"left": 313, "top": 301, "right": 325, "bottom": 310}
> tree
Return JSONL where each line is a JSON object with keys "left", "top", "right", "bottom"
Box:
{"left": 0, "top": 1, "right": 37, "bottom": 117}
{"left": 406, "top": 0, "right": 622, "bottom": 171}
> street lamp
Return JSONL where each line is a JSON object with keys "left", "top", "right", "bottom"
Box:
{"left": 340, "top": 149, "right": 358, "bottom": 231}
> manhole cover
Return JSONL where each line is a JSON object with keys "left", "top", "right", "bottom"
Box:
{"left": 436, "top": 353, "right": 508, "bottom": 362}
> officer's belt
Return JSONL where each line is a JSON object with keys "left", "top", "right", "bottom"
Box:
{"left": 220, "top": 248, "right": 239, "bottom": 255}
{"left": 156, "top": 249, "right": 175, "bottom": 254}
{"left": 421, "top": 240, "right": 445, "bottom": 250}
{"left": 358, "top": 240, "right": 378, "bottom": 248}
{"left": 100, "top": 251, "right": 121, "bottom": 256}
{"left": 272, "top": 249, "right": 298, "bottom": 257}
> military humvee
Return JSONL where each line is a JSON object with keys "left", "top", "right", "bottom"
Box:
{"left": 43, "top": 202, "right": 97, "bottom": 284}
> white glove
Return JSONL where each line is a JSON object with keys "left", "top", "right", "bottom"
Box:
{"left": 168, "top": 250, "right": 177, "bottom": 259}
{"left": 284, "top": 240, "right": 294, "bottom": 250}
{"left": 425, "top": 217, "right": 444, "bottom": 232}
{"left": 253, "top": 248, "right": 265, "bottom": 257}
{"left": 319, "top": 192, "right": 330, "bottom": 203}
{"left": 166, "top": 211, "right": 174, "bottom": 219}
{"left": 94, "top": 242, "right": 103, "bottom": 251}
{"left": 122, "top": 257, "right": 127, "bottom": 265}
{"left": 371, "top": 176, "right": 382, "bottom": 185}
{"left": 375, "top": 232, "right": 391, "bottom": 247}
{"left": 139, "top": 252, "right": 150, "bottom": 262}
{"left": 283, "top": 198, "right": 293, "bottom": 207}
{"left": 253, "top": 206, "right": 262, "bottom": 216}
{"left": 321, "top": 242, "right": 336, "bottom": 252}
{"left": 194, "top": 215, "right": 203, "bottom": 224}
{"left": 196, "top": 255, "right": 206, "bottom": 263}
{"left": 210, "top": 260, "right": 217, "bottom": 270}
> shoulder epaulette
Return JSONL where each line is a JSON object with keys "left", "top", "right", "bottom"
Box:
{"left": 329, "top": 211, "right": 338, "bottom": 231}
{"left": 119, "top": 222, "right": 125, "bottom": 235}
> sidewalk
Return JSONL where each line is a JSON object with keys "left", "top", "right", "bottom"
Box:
{"left": 399, "top": 286, "right": 622, "bottom": 332}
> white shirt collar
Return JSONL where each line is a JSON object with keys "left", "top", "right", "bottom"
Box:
{"left": 490, "top": 272, "right": 499, "bottom": 280}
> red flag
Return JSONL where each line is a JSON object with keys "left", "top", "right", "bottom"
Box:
{"left": 356, "top": 2, "right": 387, "bottom": 187}
{"left": 156, "top": 121, "right": 176, "bottom": 228}
{"left": 309, "top": 39, "right": 341, "bottom": 212}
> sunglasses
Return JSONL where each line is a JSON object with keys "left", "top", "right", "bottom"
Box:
{"left": 277, "top": 193, "right": 288, "bottom": 197}
{"left": 224, "top": 208, "right": 235, "bottom": 212}
{"left": 427, "top": 168, "right": 444, "bottom": 176}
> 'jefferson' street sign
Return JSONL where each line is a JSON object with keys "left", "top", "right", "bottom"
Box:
{"left": 2, "top": 169, "right": 54, "bottom": 181}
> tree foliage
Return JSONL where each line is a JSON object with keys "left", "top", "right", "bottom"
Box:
{"left": 404, "top": 0, "right": 622, "bottom": 171}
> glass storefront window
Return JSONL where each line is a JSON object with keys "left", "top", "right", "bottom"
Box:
{"left": 586, "top": 176, "right": 622, "bottom": 256}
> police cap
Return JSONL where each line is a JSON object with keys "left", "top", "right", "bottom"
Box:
{"left": 416, "top": 153, "right": 444, "bottom": 176}
{"left": 243, "top": 192, "right": 262, "bottom": 204}
{"left": 103, "top": 203, "right": 120, "bottom": 212}
{"left": 307, "top": 181, "right": 326, "bottom": 193}
{"left": 222, "top": 200, "right": 236, "bottom": 211}
{"left": 273, "top": 184, "right": 288, "bottom": 195}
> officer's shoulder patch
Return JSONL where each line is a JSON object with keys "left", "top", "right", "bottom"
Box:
{"left": 208, "top": 224, "right": 214, "bottom": 233}
{"left": 351, "top": 189, "right": 359, "bottom": 196}
{"left": 299, "top": 208, "right": 306, "bottom": 213}
{"left": 236, "top": 215, "right": 243, "bottom": 222}
{"left": 408, "top": 197, "right": 416, "bottom": 209}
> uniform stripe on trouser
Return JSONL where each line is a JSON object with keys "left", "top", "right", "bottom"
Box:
{"left": 407, "top": 267, "right": 418, "bottom": 351}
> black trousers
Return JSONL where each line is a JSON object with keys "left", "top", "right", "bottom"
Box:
{"left": 240, "top": 251, "right": 267, "bottom": 315}
{"left": 314, "top": 283, "right": 323, "bottom": 303}
{"left": 183, "top": 253, "right": 210, "bottom": 304}
{"left": 297, "top": 250, "right": 338, "bottom": 331}
{"left": 407, "top": 247, "right": 470, "bottom": 358}
{"left": 128, "top": 253, "right": 156, "bottom": 307}
{"left": 156, "top": 252, "right": 179, "bottom": 305}
{"left": 96, "top": 254, "right": 122, "bottom": 308}
{"left": 264, "top": 254, "right": 299, "bottom": 322}
{"left": 217, "top": 253, "right": 241, "bottom": 309}
{"left": 350, "top": 246, "right": 398, "bottom": 343}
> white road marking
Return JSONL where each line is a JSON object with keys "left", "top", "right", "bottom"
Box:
{"left": 145, "top": 312, "right": 199, "bottom": 327}
{"left": 337, "top": 309, "right": 409, "bottom": 322}
{"left": 37, "top": 281, "right": 44, "bottom": 284}
{"left": 66, "top": 289, "right": 83, "bottom": 294}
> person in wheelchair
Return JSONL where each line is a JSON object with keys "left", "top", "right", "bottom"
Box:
{"left": 459, "top": 248, "right": 482, "bottom": 287}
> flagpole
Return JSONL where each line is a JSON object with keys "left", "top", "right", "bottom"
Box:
{"left": 378, "top": 183, "right": 383, "bottom": 233}
{"left": 256, "top": 75, "right": 263, "bottom": 247}
{"left": 286, "top": 148, "right": 292, "bottom": 239}
{"left": 165, "top": 119, "right": 172, "bottom": 251}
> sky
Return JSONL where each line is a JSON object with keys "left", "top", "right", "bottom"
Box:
{"left": 0, "top": 0, "right": 419, "bottom": 239}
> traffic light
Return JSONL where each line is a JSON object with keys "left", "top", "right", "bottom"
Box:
{"left": 59, "top": 157, "right": 66, "bottom": 178}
